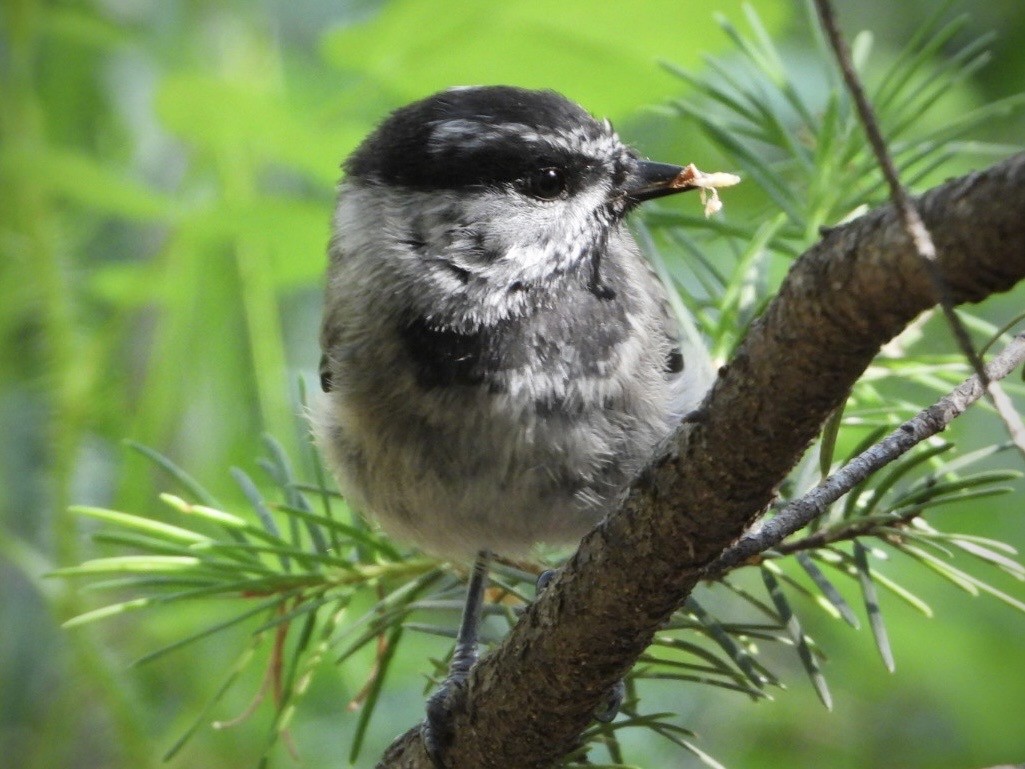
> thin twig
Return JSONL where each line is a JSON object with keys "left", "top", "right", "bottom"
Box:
{"left": 812, "top": 0, "right": 983, "bottom": 377}
{"left": 705, "top": 333, "right": 1025, "bottom": 578}
{"left": 812, "top": 0, "right": 1025, "bottom": 458}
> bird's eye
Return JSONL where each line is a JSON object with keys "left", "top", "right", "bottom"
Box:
{"left": 523, "top": 167, "right": 567, "bottom": 200}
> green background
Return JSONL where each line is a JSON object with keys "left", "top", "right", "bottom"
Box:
{"left": 2, "top": 1, "right": 1024, "bottom": 767}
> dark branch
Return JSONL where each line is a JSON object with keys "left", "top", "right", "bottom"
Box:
{"left": 813, "top": 0, "right": 1025, "bottom": 457}
{"left": 813, "top": 0, "right": 984, "bottom": 378}
{"left": 378, "top": 155, "right": 1025, "bottom": 769}
{"left": 706, "top": 332, "right": 1025, "bottom": 576}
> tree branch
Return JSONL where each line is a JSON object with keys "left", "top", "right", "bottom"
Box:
{"left": 812, "top": 0, "right": 1025, "bottom": 460}
{"left": 706, "top": 331, "right": 1025, "bottom": 576}
{"left": 378, "top": 154, "right": 1025, "bottom": 769}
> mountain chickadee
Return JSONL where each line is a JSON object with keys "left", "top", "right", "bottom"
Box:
{"left": 315, "top": 85, "right": 712, "bottom": 760}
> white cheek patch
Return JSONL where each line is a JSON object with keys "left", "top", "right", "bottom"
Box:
{"left": 487, "top": 184, "right": 609, "bottom": 249}
{"left": 339, "top": 177, "right": 617, "bottom": 320}
{"left": 464, "top": 183, "right": 611, "bottom": 284}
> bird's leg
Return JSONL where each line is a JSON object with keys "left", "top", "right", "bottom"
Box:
{"left": 449, "top": 549, "right": 491, "bottom": 681}
{"left": 534, "top": 568, "right": 625, "bottom": 723}
{"left": 422, "top": 549, "right": 491, "bottom": 767}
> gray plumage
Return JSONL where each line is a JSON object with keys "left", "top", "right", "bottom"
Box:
{"left": 314, "top": 86, "right": 710, "bottom": 558}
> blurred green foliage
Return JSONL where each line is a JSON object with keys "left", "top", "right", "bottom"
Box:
{"left": 2, "top": 1, "right": 1025, "bottom": 768}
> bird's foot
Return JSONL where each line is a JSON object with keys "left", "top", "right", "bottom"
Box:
{"left": 422, "top": 669, "right": 468, "bottom": 769}
{"left": 593, "top": 678, "right": 626, "bottom": 722}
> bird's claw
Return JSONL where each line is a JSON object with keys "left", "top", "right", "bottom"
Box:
{"left": 593, "top": 678, "right": 625, "bottom": 722}
{"left": 422, "top": 674, "right": 464, "bottom": 769}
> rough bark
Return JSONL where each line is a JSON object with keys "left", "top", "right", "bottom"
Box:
{"left": 377, "top": 153, "right": 1025, "bottom": 769}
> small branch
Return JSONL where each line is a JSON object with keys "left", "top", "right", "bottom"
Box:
{"left": 812, "top": 0, "right": 983, "bottom": 376}
{"left": 812, "top": 0, "right": 1025, "bottom": 458}
{"left": 706, "top": 332, "right": 1025, "bottom": 577}
{"left": 772, "top": 514, "right": 916, "bottom": 558}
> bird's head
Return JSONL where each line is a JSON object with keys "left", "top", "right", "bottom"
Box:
{"left": 337, "top": 86, "right": 697, "bottom": 310}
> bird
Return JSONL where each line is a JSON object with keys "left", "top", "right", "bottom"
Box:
{"left": 314, "top": 84, "right": 713, "bottom": 762}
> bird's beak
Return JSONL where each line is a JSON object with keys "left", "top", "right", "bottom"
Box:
{"left": 621, "top": 159, "right": 700, "bottom": 204}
